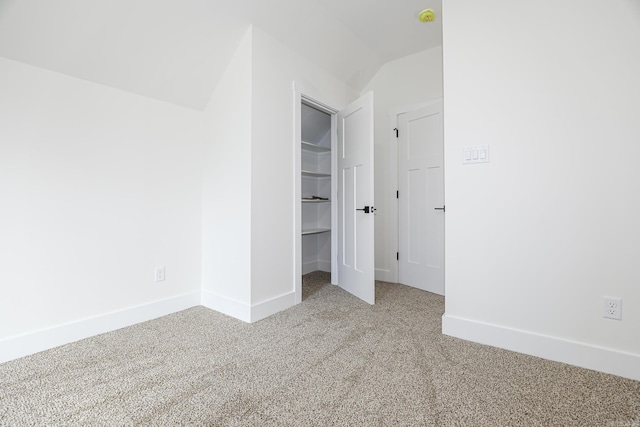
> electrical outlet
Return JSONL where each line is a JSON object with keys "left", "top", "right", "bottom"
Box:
{"left": 154, "top": 266, "right": 165, "bottom": 282}
{"left": 603, "top": 297, "right": 622, "bottom": 320}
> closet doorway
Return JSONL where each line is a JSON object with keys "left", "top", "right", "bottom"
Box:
{"left": 293, "top": 86, "right": 376, "bottom": 304}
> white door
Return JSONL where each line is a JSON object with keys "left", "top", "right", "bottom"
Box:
{"left": 398, "top": 102, "right": 444, "bottom": 295}
{"left": 337, "top": 92, "right": 375, "bottom": 304}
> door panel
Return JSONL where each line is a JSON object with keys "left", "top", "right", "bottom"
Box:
{"left": 398, "top": 102, "right": 444, "bottom": 295}
{"left": 426, "top": 166, "right": 444, "bottom": 270}
{"left": 338, "top": 92, "right": 375, "bottom": 304}
{"left": 342, "top": 166, "right": 354, "bottom": 268}
{"left": 407, "top": 167, "right": 426, "bottom": 264}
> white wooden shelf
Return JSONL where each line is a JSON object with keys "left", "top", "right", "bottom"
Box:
{"left": 302, "top": 199, "right": 330, "bottom": 203}
{"left": 302, "top": 228, "right": 331, "bottom": 235}
{"left": 301, "top": 141, "right": 331, "bottom": 153}
{"left": 302, "top": 170, "right": 331, "bottom": 178}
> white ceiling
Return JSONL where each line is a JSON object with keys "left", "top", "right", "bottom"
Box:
{"left": 0, "top": 0, "right": 442, "bottom": 110}
{"left": 317, "top": 0, "right": 442, "bottom": 63}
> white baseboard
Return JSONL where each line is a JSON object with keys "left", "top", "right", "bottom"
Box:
{"left": 302, "top": 261, "right": 318, "bottom": 275}
{"left": 317, "top": 260, "right": 331, "bottom": 273}
{"left": 201, "top": 290, "right": 296, "bottom": 323}
{"left": 375, "top": 268, "right": 395, "bottom": 283}
{"left": 0, "top": 292, "right": 201, "bottom": 365}
{"left": 302, "top": 260, "right": 330, "bottom": 275}
{"left": 442, "top": 314, "right": 640, "bottom": 382}
{"left": 201, "top": 290, "right": 251, "bottom": 323}
{"left": 251, "top": 291, "right": 296, "bottom": 322}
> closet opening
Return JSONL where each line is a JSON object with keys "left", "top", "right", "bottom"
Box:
{"left": 293, "top": 85, "right": 375, "bottom": 305}
{"left": 294, "top": 91, "right": 338, "bottom": 304}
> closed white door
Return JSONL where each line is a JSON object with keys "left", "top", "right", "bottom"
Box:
{"left": 338, "top": 92, "right": 375, "bottom": 304}
{"left": 398, "top": 102, "right": 444, "bottom": 295}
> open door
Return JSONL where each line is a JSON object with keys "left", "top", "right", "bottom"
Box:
{"left": 337, "top": 92, "right": 375, "bottom": 304}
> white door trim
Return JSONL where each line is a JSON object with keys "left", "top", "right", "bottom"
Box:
{"left": 387, "top": 99, "right": 444, "bottom": 285}
{"left": 293, "top": 82, "right": 339, "bottom": 304}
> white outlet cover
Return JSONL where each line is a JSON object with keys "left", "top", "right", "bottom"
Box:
{"left": 155, "top": 266, "right": 166, "bottom": 282}
{"left": 603, "top": 296, "right": 622, "bottom": 320}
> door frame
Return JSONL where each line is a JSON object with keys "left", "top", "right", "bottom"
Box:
{"left": 293, "top": 82, "right": 339, "bottom": 304}
{"left": 386, "top": 99, "right": 444, "bottom": 285}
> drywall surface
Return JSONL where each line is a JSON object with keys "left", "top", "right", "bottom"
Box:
{"left": 442, "top": 0, "right": 640, "bottom": 377}
{"left": 0, "top": 57, "right": 204, "bottom": 340}
{"left": 250, "top": 26, "right": 356, "bottom": 305}
{"left": 360, "top": 48, "right": 443, "bottom": 282}
{"left": 201, "top": 27, "right": 253, "bottom": 306}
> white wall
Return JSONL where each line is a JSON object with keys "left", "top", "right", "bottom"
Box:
{"left": 200, "top": 27, "right": 253, "bottom": 318}
{"left": 360, "top": 48, "right": 443, "bottom": 282}
{"left": 442, "top": 0, "right": 640, "bottom": 380}
{"left": 0, "top": 57, "right": 204, "bottom": 360}
{"left": 199, "top": 26, "right": 355, "bottom": 321}
{"left": 250, "top": 26, "right": 356, "bottom": 309}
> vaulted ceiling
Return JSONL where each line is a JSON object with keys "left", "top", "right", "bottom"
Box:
{"left": 0, "top": 0, "right": 442, "bottom": 110}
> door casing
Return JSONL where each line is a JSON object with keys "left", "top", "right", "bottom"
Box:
{"left": 293, "top": 84, "right": 338, "bottom": 304}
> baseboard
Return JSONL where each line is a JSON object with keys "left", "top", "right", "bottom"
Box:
{"left": 201, "top": 290, "right": 296, "bottom": 323}
{"left": 302, "top": 261, "right": 330, "bottom": 275}
{"left": 201, "top": 290, "right": 251, "bottom": 323}
{"left": 317, "top": 260, "right": 331, "bottom": 273}
{"left": 0, "top": 292, "right": 201, "bottom": 365}
{"left": 302, "top": 261, "right": 318, "bottom": 275}
{"left": 442, "top": 314, "right": 640, "bottom": 381}
{"left": 251, "top": 291, "right": 296, "bottom": 323}
{"left": 375, "top": 268, "right": 395, "bottom": 283}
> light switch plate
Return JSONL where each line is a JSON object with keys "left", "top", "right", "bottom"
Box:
{"left": 463, "top": 145, "right": 490, "bottom": 164}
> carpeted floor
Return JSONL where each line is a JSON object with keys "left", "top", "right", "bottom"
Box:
{"left": 1, "top": 272, "right": 639, "bottom": 426}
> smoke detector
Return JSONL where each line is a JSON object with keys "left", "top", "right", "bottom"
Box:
{"left": 419, "top": 9, "right": 435, "bottom": 23}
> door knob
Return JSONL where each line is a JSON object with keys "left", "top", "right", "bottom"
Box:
{"left": 434, "top": 206, "right": 445, "bottom": 212}
{"left": 356, "top": 206, "right": 371, "bottom": 214}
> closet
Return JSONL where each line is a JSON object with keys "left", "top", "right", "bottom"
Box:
{"left": 300, "top": 102, "right": 333, "bottom": 276}
{"left": 294, "top": 88, "right": 375, "bottom": 305}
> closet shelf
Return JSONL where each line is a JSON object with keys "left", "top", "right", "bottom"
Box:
{"left": 302, "top": 199, "right": 330, "bottom": 203}
{"left": 302, "top": 228, "right": 331, "bottom": 235}
{"left": 301, "top": 141, "right": 331, "bottom": 153}
{"left": 302, "top": 170, "right": 331, "bottom": 178}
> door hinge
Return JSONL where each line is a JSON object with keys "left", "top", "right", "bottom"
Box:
{"left": 396, "top": 252, "right": 399, "bottom": 261}
{"left": 393, "top": 128, "right": 399, "bottom": 138}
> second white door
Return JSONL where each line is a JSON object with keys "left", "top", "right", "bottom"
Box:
{"left": 338, "top": 92, "right": 375, "bottom": 304}
{"left": 398, "top": 102, "right": 444, "bottom": 295}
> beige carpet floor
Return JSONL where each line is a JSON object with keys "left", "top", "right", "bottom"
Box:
{"left": 1, "top": 272, "right": 639, "bottom": 426}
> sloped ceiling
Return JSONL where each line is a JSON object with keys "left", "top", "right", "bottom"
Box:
{"left": 0, "top": 0, "right": 442, "bottom": 110}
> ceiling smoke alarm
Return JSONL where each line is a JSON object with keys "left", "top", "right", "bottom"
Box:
{"left": 419, "top": 9, "right": 435, "bottom": 23}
